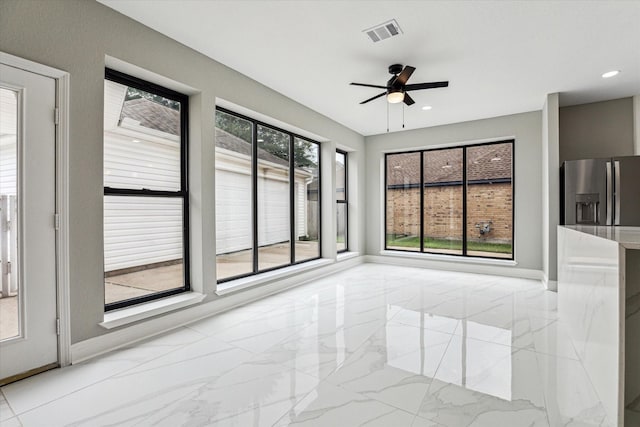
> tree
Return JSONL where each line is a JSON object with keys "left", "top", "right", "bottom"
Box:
{"left": 215, "top": 110, "right": 318, "bottom": 168}
{"left": 215, "top": 110, "right": 251, "bottom": 143}
{"left": 125, "top": 88, "right": 181, "bottom": 111}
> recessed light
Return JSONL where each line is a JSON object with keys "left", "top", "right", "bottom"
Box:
{"left": 132, "top": 139, "right": 140, "bottom": 143}
{"left": 602, "top": 70, "right": 620, "bottom": 78}
{"left": 421, "top": 105, "right": 432, "bottom": 111}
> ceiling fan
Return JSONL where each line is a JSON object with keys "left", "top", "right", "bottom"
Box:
{"left": 350, "top": 64, "right": 449, "bottom": 106}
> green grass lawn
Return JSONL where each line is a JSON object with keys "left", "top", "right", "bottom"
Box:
{"left": 386, "top": 235, "right": 512, "bottom": 254}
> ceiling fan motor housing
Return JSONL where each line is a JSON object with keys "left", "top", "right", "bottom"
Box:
{"left": 388, "top": 64, "right": 404, "bottom": 75}
{"left": 388, "top": 64, "right": 407, "bottom": 91}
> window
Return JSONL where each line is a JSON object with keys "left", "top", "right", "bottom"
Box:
{"left": 103, "top": 69, "right": 190, "bottom": 310}
{"left": 336, "top": 150, "right": 348, "bottom": 252}
{"left": 215, "top": 108, "right": 321, "bottom": 282}
{"left": 385, "top": 140, "right": 513, "bottom": 259}
{"left": 294, "top": 137, "right": 320, "bottom": 263}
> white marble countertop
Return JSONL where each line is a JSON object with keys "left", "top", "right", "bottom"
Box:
{"left": 562, "top": 225, "right": 640, "bottom": 250}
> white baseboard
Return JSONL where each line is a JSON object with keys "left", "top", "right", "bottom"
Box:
{"left": 71, "top": 256, "right": 363, "bottom": 364}
{"left": 542, "top": 274, "right": 558, "bottom": 291}
{"left": 365, "top": 254, "right": 544, "bottom": 282}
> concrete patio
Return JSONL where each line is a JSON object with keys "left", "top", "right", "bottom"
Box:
{"left": 105, "top": 241, "right": 320, "bottom": 303}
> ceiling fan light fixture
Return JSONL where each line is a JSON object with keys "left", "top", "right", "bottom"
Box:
{"left": 387, "top": 90, "right": 404, "bottom": 104}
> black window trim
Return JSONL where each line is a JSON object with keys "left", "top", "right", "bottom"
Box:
{"left": 384, "top": 139, "right": 515, "bottom": 261}
{"left": 215, "top": 106, "right": 323, "bottom": 284}
{"left": 104, "top": 68, "right": 190, "bottom": 311}
{"left": 336, "top": 149, "right": 348, "bottom": 253}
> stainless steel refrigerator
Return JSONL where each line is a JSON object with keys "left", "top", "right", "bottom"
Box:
{"left": 561, "top": 156, "right": 640, "bottom": 226}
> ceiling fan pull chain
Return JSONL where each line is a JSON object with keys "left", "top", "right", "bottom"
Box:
{"left": 402, "top": 103, "right": 405, "bottom": 128}
{"left": 387, "top": 100, "right": 389, "bottom": 132}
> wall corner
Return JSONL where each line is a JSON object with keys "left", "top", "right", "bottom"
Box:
{"left": 633, "top": 94, "right": 640, "bottom": 155}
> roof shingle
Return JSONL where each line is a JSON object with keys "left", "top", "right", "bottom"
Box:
{"left": 387, "top": 143, "right": 512, "bottom": 186}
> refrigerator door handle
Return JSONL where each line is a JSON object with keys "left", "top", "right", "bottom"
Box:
{"left": 614, "top": 160, "right": 621, "bottom": 225}
{"left": 606, "top": 161, "right": 613, "bottom": 225}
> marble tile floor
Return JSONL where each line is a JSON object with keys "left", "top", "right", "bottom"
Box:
{"left": 0, "top": 264, "right": 613, "bottom": 426}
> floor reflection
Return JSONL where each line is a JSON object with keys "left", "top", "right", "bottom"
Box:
{"left": 386, "top": 309, "right": 513, "bottom": 401}
{"left": 1, "top": 264, "right": 610, "bottom": 426}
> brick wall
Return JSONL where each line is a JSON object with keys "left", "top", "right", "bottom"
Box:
{"left": 466, "top": 183, "right": 512, "bottom": 243}
{"left": 424, "top": 185, "right": 464, "bottom": 240}
{"left": 386, "top": 187, "right": 421, "bottom": 238}
{"left": 386, "top": 183, "right": 512, "bottom": 243}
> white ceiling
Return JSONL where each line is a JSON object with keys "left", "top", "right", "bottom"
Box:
{"left": 99, "top": 0, "right": 640, "bottom": 136}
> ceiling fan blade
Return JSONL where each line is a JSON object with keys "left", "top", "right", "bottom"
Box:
{"left": 350, "top": 82, "right": 387, "bottom": 89}
{"left": 360, "top": 92, "right": 386, "bottom": 104}
{"left": 403, "top": 93, "right": 415, "bottom": 106}
{"left": 393, "top": 65, "right": 416, "bottom": 86}
{"left": 404, "top": 81, "right": 449, "bottom": 91}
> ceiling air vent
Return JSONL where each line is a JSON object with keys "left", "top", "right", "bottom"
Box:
{"left": 363, "top": 19, "right": 403, "bottom": 43}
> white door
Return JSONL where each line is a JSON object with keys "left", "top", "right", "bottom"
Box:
{"left": 0, "top": 64, "right": 57, "bottom": 382}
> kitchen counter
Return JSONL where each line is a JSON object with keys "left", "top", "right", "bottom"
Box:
{"left": 558, "top": 226, "right": 640, "bottom": 426}
{"left": 563, "top": 225, "right": 640, "bottom": 249}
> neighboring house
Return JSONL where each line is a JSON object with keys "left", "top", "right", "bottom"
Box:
{"left": 0, "top": 89, "right": 17, "bottom": 197}
{"left": 386, "top": 143, "right": 513, "bottom": 243}
{"left": 0, "top": 89, "right": 18, "bottom": 295}
{"left": 104, "top": 80, "right": 184, "bottom": 273}
{"left": 215, "top": 128, "right": 314, "bottom": 255}
{"left": 103, "top": 80, "right": 314, "bottom": 273}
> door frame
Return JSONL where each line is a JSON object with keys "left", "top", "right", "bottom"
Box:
{"left": 0, "top": 52, "right": 71, "bottom": 367}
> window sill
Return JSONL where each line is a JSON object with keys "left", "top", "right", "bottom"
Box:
{"left": 216, "top": 258, "right": 333, "bottom": 296}
{"left": 337, "top": 251, "right": 359, "bottom": 262}
{"left": 379, "top": 250, "right": 517, "bottom": 266}
{"left": 100, "top": 292, "right": 206, "bottom": 329}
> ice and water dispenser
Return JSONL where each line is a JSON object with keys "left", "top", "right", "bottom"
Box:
{"left": 575, "top": 193, "right": 600, "bottom": 225}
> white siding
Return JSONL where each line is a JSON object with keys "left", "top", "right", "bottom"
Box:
{"left": 104, "top": 196, "right": 182, "bottom": 271}
{"left": 0, "top": 88, "right": 17, "bottom": 196}
{"left": 104, "top": 133, "right": 180, "bottom": 191}
{"left": 0, "top": 138, "right": 16, "bottom": 196}
{"left": 103, "top": 90, "right": 183, "bottom": 271}
{"left": 295, "top": 181, "right": 307, "bottom": 238}
{"left": 257, "top": 171, "right": 290, "bottom": 246}
{"left": 1, "top": 89, "right": 18, "bottom": 273}
{"left": 103, "top": 133, "right": 313, "bottom": 268}
{"left": 215, "top": 168, "right": 252, "bottom": 254}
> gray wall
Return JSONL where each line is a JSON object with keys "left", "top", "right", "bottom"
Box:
{"left": 0, "top": 0, "right": 365, "bottom": 343}
{"left": 542, "top": 94, "right": 560, "bottom": 285}
{"left": 560, "top": 97, "right": 634, "bottom": 164}
{"left": 364, "top": 111, "right": 543, "bottom": 272}
{"left": 635, "top": 96, "right": 640, "bottom": 155}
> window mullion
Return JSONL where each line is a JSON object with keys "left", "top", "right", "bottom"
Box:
{"left": 104, "top": 188, "right": 184, "bottom": 197}
{"left": 252, "top": 121, "right": 259, "bottom": 274}
{"left": 462, "top": 147, "right": 468, "bottom": 256}
{"left": 420, "top": 152, "right": 425, "bottom": 253}
{"left": 344, "top": 152, "right": 348, "bottom": 252}
{"left": 289, "top": 134, "right": 295, "bottom": 265}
